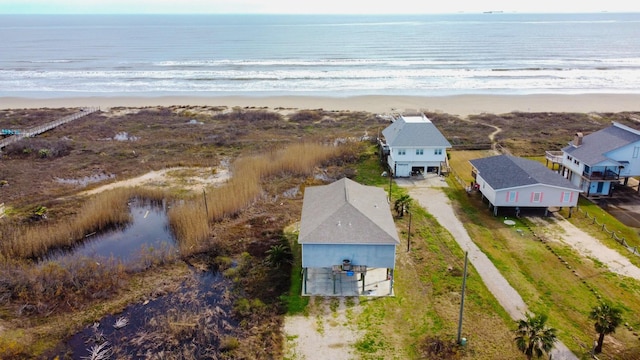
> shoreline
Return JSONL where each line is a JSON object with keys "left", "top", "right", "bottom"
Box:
{"left": 3, "top": 93, "right": 640, "bottom": 117}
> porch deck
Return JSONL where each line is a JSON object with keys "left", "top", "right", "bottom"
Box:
{"left": 303, "top": 267, "right": 393, "bottom": 297}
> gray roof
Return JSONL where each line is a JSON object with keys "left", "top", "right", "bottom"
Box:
{"left": 298, "top": 178, "right": 400, "bottom": 245}
{"left": 562, "top": 122, "right": 640, "bottom": 165}
{"left": 381, "top": 115, "right": 451, "bottom": 148}
{"left": 470, "top": 155, "right": 581, "bottom": 191}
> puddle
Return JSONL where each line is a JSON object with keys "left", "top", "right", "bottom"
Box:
{"left": 55, "top": 173, "right": 116, "bottom": 187}
{"left": 58, "top": 270, "right": 237, "bottom": 359}
{"left": 47, "top": 198, "right": 176, "bottom": 263}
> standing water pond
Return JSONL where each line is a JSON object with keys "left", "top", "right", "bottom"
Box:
{"left": 47, "top": 197, "right": 176, "bottom": 263}
{"left": 46, "top": 197, "right": 240, "bottom": 358}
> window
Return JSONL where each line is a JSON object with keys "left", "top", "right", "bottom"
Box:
{"left": 416, "top": 149, "right": 424, "bottom": 155}
{"left": 567, "top": 155, "right": 572, "bottom": 161}
{"left": 531, "top": 192, "right": 542, "bottom": 203}
{"left": 574, "top": 159, "right": 580, "bottom": 165}
{"left": 634, "top": 146, "right": 640, "bottom": 159}
{"left": 507, "top": 191, "right": 518, "bottom": 203}
{"left": 398, "top": 149, "right": 406, "bottom": 155}
{"left": 561, "top": 192, "right": 572, "bottom": 203}
{"left": 434, "top": 148, "right": 442, "bottom": 155}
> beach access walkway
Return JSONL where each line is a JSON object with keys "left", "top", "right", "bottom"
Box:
{"left": 396, "top": 175, "right": 578, "bottom": 360}
{"left": 0, "top": 107, "right": 99, "bottom": 150}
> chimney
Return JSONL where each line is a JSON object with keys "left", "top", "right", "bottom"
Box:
{"left": 573, "top": 132, "right": 583, "bottom": 147}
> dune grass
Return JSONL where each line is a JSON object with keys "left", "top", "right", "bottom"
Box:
{"left": 169, "top": 142, "right": 345, "bottom": 256}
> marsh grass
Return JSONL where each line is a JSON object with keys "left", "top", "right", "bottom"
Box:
{"left": 0, "top": 254, "right": 128, "bottom": 316}
{"left": 169, "top": 142, "right": 344, "bottom": 256}
{"left": 1, "top": 187, "right": 169, "bottom": 259}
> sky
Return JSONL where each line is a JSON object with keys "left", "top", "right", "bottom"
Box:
{"left": 1, "top": 0, "right": 639, "bottom": 15}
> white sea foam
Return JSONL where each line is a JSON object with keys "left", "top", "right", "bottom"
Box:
{"left": 2, "top": 13, "right": 640, "bottom": 97}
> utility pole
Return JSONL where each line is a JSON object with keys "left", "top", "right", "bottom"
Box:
{"left": 407, "top": 211, "right": 412, "bottom": 252}
{"left": 457, "top": 251, "right": 469, "bottom": 345}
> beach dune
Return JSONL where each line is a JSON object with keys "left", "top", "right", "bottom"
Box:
{"left": 3, "top": 94, "right": 640, "bottom": 117}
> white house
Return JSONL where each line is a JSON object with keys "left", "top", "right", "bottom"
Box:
{"left": 381, "top": 114, "right": 451, "bottom": 177}
{"left": 470, "top": 155, "right": 582, "bottom": 216}
{"left": 298, "top": 178, "right": 400, "bottom": 296}
{"left": 561, "top": 122, "right": 640, "bottom": 196}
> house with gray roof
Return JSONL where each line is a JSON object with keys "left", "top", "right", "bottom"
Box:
{"left": 560, "top": 122, "right": 640, "bottom": 196}
{"left": 470, "top": 155, "right": 581, "bottom": 216}
{"left": 298, "top": 177, "right": 400, "bottom": 296}
{"left": 381, "top": 113, "right": 451, "bottom": 177}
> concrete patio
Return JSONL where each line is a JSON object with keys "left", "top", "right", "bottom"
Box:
{"left": 302, "top": 267, "right": 393, "bottom": 297}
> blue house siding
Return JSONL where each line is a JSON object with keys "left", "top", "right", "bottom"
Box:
{"left": 302, "top": 244, "right": 396, "bottom": 269}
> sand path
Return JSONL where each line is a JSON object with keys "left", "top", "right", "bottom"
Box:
{"left": 79, "top": 166, "right": 230, "bottom": 196}
{"left": 283, "top": 297, "right": 362, "bottom": 360}
{"left": 533, "top": 215, "right": 640, "bottom": 280}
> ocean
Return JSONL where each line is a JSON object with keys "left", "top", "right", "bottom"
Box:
{"left": 1, "top": 13, "right": 640, "bottom": 98}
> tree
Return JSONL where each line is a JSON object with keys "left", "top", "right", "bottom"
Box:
{"left": 589, "top": 302, "right": 623, "bottom": 354}
{"left": 394, "top": 194, "right": 411, "bottom": 217}
{"left": 514, "top": 312, "right": 558, "bottom": 360}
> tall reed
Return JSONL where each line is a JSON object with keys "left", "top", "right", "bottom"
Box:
{"left": 1, "top": 187, "right": 168, "bottom": 259}
{"left": 169, "top": 142, "right": 343, "bottom": 256}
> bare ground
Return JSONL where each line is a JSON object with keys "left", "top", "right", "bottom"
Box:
{"left": 283, "top": 297, "right": 362, "bottom": 360}
{"left": 531, "top": 215, "right": 640, "bottom": 281}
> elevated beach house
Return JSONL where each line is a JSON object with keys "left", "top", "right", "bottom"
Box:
{"left": 380, "top": 113, "right": 451, "bottom": 177}
{"left": 470, "top": 154, "right": 582, "bottom": 216}
{"left": 558, "top": 122, "right": 640, "bottom": 196}
{"left": 298, "top": 178, "right": 400, "bottom": 296}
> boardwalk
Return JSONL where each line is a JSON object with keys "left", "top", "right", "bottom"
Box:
{"left": 0, "top": 107, "right": 99, "bottom": 150}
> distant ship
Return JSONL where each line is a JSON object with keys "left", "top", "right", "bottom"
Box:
{"left": 483, "top": 11, "right": 504, "bottom": 14}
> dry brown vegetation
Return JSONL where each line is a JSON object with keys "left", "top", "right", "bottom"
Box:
{"left": 0, "top": 106, "right": 379, "bottom": 358}
{"left": 465, "top": 111, "right": 640, "bottom": 156}
{"left": 1, "top": 187, "right": 168, "bottom": 259}
{"left": 2, "top": 106, "right": 640, "bottom": 359}
{"left": 169, "top": 142, "right": 347, "bottom": 256}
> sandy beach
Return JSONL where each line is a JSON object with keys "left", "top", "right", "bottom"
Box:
{"left": 3, "top": 93, "right": 640, "bottom": 117}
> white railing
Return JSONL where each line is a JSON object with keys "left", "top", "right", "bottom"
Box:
{"left": 0, "top": 107, "right": 99, "bottom": 150}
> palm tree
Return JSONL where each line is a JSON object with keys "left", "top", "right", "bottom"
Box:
{"left": 589, "top": 302, "right": 623, "bottom": 354}
{"left": 514, "top": 312, "right": 558, "bottom": 360}
{"left": 394, "top": 194, "right": 411, "bottom": 217}
{"left": 264, "top": 243, "right": 292, "bottom": 268}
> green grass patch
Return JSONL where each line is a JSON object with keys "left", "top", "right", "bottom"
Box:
{"left": 349, "top": 151, "right": 522, "bottom": 360}
{"left": 442, "top": 158, "right": 640, "bottom": 358}
{"left": 281, "top": 232, "right": 309, "bottom": 315}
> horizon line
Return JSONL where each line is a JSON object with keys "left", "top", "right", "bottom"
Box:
{"left": 1, "top": 11, "right": 638, "bottom": 15}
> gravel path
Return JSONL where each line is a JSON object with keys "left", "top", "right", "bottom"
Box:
{"left": 398, "top": 178, "right": 578, "bottom": 360}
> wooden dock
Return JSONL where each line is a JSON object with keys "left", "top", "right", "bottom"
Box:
{"left": 0, "top": 107, "right": 99, "bottom": 150}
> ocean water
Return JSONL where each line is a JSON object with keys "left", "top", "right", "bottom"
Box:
{"left": 1, "top": 13, "right": 640, "bottom": 98}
